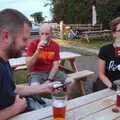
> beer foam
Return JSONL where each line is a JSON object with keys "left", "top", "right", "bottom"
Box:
{"left": 53, "top": 101, "right": 65, "bottom": 108}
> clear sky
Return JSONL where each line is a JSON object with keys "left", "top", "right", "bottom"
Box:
{"left": 0, "top": 0, "right": 52, "bottom": 21}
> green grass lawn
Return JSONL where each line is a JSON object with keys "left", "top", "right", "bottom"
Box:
{"left": 14, "top": 70, "right": 28, "bottom": 84}
{"left": 57, "top": 37, "right": 113, "bottom": 49}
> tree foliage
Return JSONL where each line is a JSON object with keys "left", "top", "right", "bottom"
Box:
{"left": 50, "top": 0, "right": 91, "bottom": 24}
{"left": 48, "top": 0, "right": 120, "bottom": 28}
{"left": 96, "top": 0, "right": 120, "bottom": 28}
{"left": 31, "top": 12, "right": 45, "bottom": 23}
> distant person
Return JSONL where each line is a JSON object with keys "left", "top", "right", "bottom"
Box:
{"left": 93, "top": 17, "right": 120, "bottom": 91}
{"left": 27, "top": 23, "right": 66, "bottom": 85}
{"left": 0, "top": 9, "right": 59, "bottom": 120}
{"left": 67, "top": 28, "right": 77, "bottom": 40}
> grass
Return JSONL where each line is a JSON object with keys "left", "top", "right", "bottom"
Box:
{"left": 14, "top": 70, "right": 28, "bottom": 84}
{"left": 61, "top": 46, "right": 97, "bottom": 56}
{"left": 57, "top": 36, "right": 113, "bottom": 49}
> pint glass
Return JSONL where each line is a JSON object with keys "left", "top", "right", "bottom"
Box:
{"left": 52, "top": 94, "right": 67, "bottom": 120}
{"left": 116, "top": 85, "right": 120, "bottom": 107}
{"left": 115, "top": 47, "right": 120, "bottom": 56}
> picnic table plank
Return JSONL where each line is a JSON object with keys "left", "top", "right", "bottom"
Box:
{"left": 10, "top": 106, "right": 52, "bottom": 120}
{"left": 9, "top": 52, "right": 81, "bottom": 73}
{"left": 71, "top": 95, "right": 115, "bottom": 120}
{"left": 42, "top": 95, "right": 116, "bottom": 120}
{"left": 81, "top": 105, "right": 120, "bottom": 120}
{"left": 10, "top": 89, "right": 115, "bottom": 120}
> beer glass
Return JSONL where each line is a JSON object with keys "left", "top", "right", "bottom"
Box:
{"left": 116, "top": 85, "right": 120, "bottom": 107}
{"left": 115, "top": 47, "right": 120, "bottom": 56}
{"left": 52, "top": 91, "right": 67, "bottom": 120}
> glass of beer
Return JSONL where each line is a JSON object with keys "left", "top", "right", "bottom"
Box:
{"left": 115, "top": 47, "right": 120, "bottom": 56}
{"left": 116, "top": 85, "right": 120, "bottom": 107}
{"left": 52, "top": 91, "right": 67, "bottom": 120}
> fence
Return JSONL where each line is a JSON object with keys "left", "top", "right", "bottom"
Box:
{"left": 52, "top": 23, "right": 60, "bottom": 39}
{"left": 68, "top": 24, "right": 102, "bottom": 31}
{"left": 30, "top": 22, "right": 111, "bottom": 42}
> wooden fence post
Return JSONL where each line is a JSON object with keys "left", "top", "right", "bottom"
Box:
{"left": 60, "top": 21, "right": 64, "bottom": 40}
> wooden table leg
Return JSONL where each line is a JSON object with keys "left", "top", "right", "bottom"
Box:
{"left": 59, "top": 58, "right": 78, "bottom": 73}
{"left": 69, "top": 58, "right": 78, "bottom": 73}
{"left": 79, "top": 78, "right": 86, "bottom": 96}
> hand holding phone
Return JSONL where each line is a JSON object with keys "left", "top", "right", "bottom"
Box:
{"left": 53, "top": 83, "right": 64, "bottom": 89}
{"left": 52, "top": 81, "right": 72, "bottom": 89}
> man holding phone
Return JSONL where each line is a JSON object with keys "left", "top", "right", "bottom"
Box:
{"left": 0, "top": 9, "right": 60, "bottom": 120}
{"left": 26, "top": 23, "right": 66, "bottom": 85}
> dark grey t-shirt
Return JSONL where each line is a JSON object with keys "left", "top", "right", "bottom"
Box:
{"left": 0, "top": 57, "right": 16, "bottom": 109}
{"left": 99, "top": 44, "right": 120, "bottom": 82}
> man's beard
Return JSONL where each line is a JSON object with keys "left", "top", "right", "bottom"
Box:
{"left": 6, "top": 36, "right": 22, "bottom": 58}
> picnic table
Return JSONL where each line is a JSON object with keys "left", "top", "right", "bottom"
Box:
{"left": 10, "top": 89, "right": 119, "bottom": 120}
{"left": 9, "top": 51, "right": 81, "bottom": 73}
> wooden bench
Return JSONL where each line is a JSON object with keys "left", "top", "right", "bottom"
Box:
{"left": 66, "top": 70, "right": 94, "bottom": 99}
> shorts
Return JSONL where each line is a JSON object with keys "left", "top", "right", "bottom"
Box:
{"left": 29, "top": 71, "right": 67, "bottom": 84}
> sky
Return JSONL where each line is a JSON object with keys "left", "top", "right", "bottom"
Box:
{"left": 0, "top": 0, "right": 52, "bottom": 21}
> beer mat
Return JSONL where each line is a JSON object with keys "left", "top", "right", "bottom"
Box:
{"left": 103, "top": 99, "right": 114, "bottom": 105}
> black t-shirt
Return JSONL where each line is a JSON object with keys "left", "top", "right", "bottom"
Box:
{"left": 0, "top": 57, "right": 16, "bottom": 109}
{"left": 99, "top": 44, "right": 120, "bottom": 81}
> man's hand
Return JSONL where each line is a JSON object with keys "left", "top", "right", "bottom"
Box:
{"left": 37, "top": 41, "right": 46, "bottom": 50}
{"left": 42, "top": 81, "right": 62, "bottom": 94}
{"left": 103, "top": 78, "right": 112, "bottom": 88}
{"left": 12, "top": 95, "right": 27, "bottom": 114}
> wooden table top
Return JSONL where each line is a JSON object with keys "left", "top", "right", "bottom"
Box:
{"left": 10, "top": 89, "right": 120, "bottom": 120}
{"left": 9, "top": 51, "right": 81, "bottom": 68}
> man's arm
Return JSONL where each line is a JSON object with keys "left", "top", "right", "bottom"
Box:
{"left": 15, "top": 81, "right": 60, "bottom": 97}
{"left": 26, "top": 49, "right": 40, "bottom": 70}
{"left": 48, "top": 60, "right": 60, "bottom": 80}
{"left": 0, "top": 96, "right": 27, "bottom": 120}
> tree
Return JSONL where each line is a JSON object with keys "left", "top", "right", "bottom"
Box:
{"left": 31, "top": 12, "right": 45, "bottom": 23}
{"left": 96, "top": 0, "right": 120, "bottom": 29}
{"left": 46, "top": 0, "right": 120, "bottom": 29}
{"left": 46, "top": 0, "right": 91, "bottom": 24}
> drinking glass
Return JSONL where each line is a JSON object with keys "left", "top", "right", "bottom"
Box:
{"left": 116, "top": 85, "right": 120, "bottom": 107}
{"left": 52, "top": 90, "right": 67, "bottom": 120}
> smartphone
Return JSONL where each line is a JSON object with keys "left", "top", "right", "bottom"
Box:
{"left": 53, "top": 83, "right": 64, "bottom": 89}
{"left": 52, "top": 81, "right": 71, "bottom": 89}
